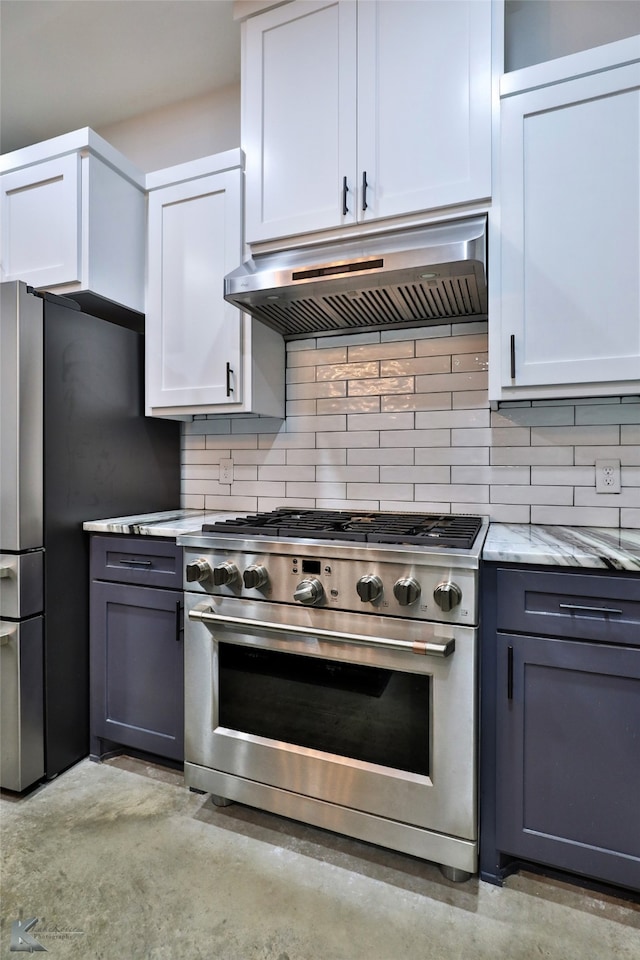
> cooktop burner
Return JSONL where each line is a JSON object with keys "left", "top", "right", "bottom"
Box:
{"left": 202, "top": 509, "right": 484, "bottom": 549}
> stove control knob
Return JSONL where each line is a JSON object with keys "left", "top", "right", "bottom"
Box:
{"left": 294, "top": 578, "right": 324, "bottom": 606}
{"left": 356, "top": 575, "right": 383, "bottom": 603}
{"left": 393, "top": 577, "right": 421, "bottom": 606}
{"left": 243, "top": 565, "right": 269, "bottom": 590}
{"left": 212, "top": 562, "right": 238, "bottom": 587}
{"left": 185, "top": 558, "right": 212, "bottom": 583}
{"left": 433, "top": 581, "right": 462, "bottom": 612}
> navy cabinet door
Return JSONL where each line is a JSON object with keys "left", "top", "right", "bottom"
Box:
{"left": 496, "top": 632, "right": 640, "bottom": 891}
{"left": 90, "top": 581, "right": 184, "bottom": 761}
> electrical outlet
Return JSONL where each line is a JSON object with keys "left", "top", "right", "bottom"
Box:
{"left": 220, "top": 458, "right": 233, "bottom": 484}
{"left": 595, "top": 459, "right": 621, "bottom": 494}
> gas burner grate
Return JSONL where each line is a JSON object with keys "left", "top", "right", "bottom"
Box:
{"left": 203, "top": 509, "right": 483, "bottom": 550}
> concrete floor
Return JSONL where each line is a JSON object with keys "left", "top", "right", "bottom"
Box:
{"left": 1, "top": 757, "right": 639, "bottom": 960}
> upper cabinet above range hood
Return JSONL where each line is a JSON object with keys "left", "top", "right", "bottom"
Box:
{"left": 224, "top": 217, "right": 487, "bottom": 339}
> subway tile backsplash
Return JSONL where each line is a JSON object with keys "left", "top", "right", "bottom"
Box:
{"left": 182, "top": 323, "right": 640, "bottom": 528}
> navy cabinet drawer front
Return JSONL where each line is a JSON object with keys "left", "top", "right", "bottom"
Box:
{"left": 496, "top": 568, "right": 640, "bottom": 646}
{"left": 91, "top": 535, "right": 182, "bottom": 588}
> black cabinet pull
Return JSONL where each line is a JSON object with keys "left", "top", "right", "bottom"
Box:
{"left": 175, "top": 600, "right": 183, "bottom": 643}
{"left": 342, "top": 176, "right": 349, "bottom": 216}
{"left": 510, "top": 335, "right": 516, "bottom": 380}
{"left": 226, "top": 362, "right": 234, "bottom": 397}
{"left": 507, "top": 645, "right": 514, "bottom": 700}
{"left": 362, "top": 171, "right": 368, "bottom": 211}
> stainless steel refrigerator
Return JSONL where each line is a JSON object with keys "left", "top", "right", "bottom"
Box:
{"left": 0, "top": 280, "right": 181, "bottom": 791}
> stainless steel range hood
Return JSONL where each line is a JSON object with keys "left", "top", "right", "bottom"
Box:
{"left": 224, "top": 216, "right": 487, "bottom": 339}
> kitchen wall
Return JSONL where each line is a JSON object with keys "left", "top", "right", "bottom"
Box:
{"left": 182, "top": 322, "right": 640, "bottom": 529}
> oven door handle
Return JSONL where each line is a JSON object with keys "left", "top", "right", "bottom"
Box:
{"left": 187, "top": 604, "right": 455, "bottom": 658}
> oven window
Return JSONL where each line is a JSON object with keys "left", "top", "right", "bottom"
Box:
{"left": 218, "top": 644, "right": 430, "bottom": 776}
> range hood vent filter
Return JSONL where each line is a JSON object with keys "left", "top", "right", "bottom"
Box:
{"left": 225, "top": 216, "right": 487, "bottom": 339}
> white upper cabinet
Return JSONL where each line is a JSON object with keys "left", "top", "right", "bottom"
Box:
{"left": 489, "top": 38, "right": 640, "bottom": 401}
{"left": 243, "top": 0, "right": 493, "bottom": 245}
{"left": 0, "top": 129, "right": 146, "bottom": 314}
{"left": 145, "top": 152, "right": 284, "bottom": 419}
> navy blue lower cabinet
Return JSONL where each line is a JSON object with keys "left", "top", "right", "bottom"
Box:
{"left": 89, "top": 536, "right": 184, "bottom": 762}
{"left": 480, "top": 563, "right": 640, "bottom": 894}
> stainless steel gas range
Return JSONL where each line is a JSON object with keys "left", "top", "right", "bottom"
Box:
{"left": 179, "top": 508, "right": 488, "bottom": 881}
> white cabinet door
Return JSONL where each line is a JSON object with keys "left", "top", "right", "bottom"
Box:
{"left": 1, "top": 153, "right": 81, "bottom": 287}
{"left": 243, "top": 0, "right": 493, "bottom": 245}
{"left": 498, "top": 61, "right": 640, "bottom": 392}
{"left": 243, "top": 0, "right": 358, "bottom": 243}
{"left": 146, "top": 170, "right": 243, "bottom": 411}
{"left": 357, "top": 0, "right": 492, "bottom": 223}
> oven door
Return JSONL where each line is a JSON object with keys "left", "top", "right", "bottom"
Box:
{"left": 184, "top": 593, "right": 477, "bottom": 847}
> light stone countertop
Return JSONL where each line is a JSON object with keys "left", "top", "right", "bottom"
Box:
{"left": 84, "top": 511, "right": 640, "bottom": 571}
{"left": 82, "top": 509, "right": 241, "bottom": 538}
{"left": 482, "top": 523, "right": 640, "bottom": 571}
